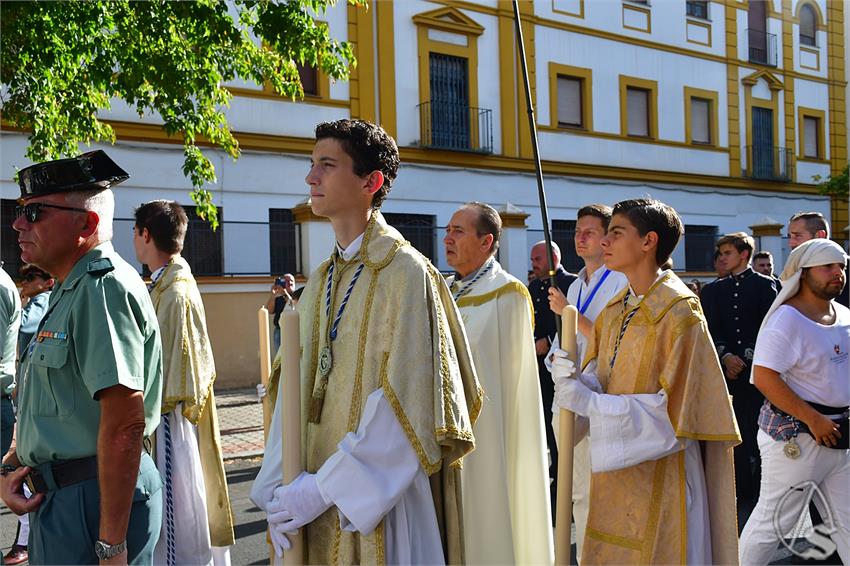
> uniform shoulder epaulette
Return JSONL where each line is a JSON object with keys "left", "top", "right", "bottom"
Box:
{"left": 86, "top": 257, "right": 114, "bottom": 276}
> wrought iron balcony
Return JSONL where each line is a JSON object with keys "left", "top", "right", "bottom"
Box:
{"left": 744, "top": 146, "right": 791, "bottom": 182}
{"left": 747, "top": 29, "right": 777, "bottom": 66}
{"left": 417, "top": 101, "right": 493, "bottom": 154}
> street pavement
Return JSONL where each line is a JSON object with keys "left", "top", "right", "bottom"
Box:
{"left": 1, "top": 389, "right": 842, "bottom": 564}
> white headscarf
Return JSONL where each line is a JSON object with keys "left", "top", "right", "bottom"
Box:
{"left": 760, "top": 238, "right": 849, "bottom": 333}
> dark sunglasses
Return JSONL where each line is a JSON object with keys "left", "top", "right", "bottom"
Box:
{"left": 23, "top": 273, "right": 45, "bottom": 282}
{"left": 15, "top": 202, "right": 88, "bottom": 223}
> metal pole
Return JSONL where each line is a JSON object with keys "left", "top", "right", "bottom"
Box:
{"left": 511, "top": 0, "right": 561, "bottom": 337}
{"left": 512, "top": 4, "right": 574, "bottom": 564}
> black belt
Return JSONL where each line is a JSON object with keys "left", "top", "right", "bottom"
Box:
{"left": 25, "top": 456, "right": 98, "bottom": 495}
{"left": 769, "top": 402, "right": 849, "bottom": 450}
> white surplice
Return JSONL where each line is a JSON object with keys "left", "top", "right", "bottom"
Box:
{"left": 251, "top": 387, "right": 444, "bottom": 564}
{"left": 154, "top": 405, "right": 232, "bottom": 566}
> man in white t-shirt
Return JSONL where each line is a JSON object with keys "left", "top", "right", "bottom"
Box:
{"left": 739, "top": 238, "right": 850, "bottom": 564}
{"left": 546, "top": 204, "right": 627, "bottom": 562}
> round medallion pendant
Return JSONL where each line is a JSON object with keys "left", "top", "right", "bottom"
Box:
{"left": 319, "top": 346, "right": 333, "bottom": 377}
{"left": 783, "top": 438, "right": 801, "bottom": 459}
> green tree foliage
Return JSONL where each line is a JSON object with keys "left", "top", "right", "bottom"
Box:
{"left": 813, "top": 165, "right": 849, "bottom": 199}
{"left": 1, "top": 0, "right": 360, "bottom": 227}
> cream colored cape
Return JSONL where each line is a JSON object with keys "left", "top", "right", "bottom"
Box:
{"left": 582, "top": 271, "right": 740, "bottom": 565}
{"left": 298, "top": 213, "right": 482, "bottom": 564}
{"left": 452, "top": 261, "right": 554, "bottom": 565}
{"left": 149, "top": 256, "right": 235, "bottom": 547}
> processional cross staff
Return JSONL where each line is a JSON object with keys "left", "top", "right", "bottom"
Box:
{"left": 511, "top": 3, "right": 579, "bottom": 564}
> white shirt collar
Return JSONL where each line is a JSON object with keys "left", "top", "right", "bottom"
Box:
{"left": 579, "top": 264, "right": 608, "bottom": 286}
{"left": 337, "top": 232, "right": 365, "bottom": 262}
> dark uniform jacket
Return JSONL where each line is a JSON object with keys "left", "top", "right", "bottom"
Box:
{"left": 528, "top": 266, "right": 577, "bottom": 347}
{"left": 701, "top": 267, "right": 777, "bottom": 369}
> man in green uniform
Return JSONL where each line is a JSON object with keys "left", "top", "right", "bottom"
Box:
{"left": 0, "top": 150, "right": 163, "bottom": 565}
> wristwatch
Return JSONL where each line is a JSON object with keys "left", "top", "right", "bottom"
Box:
{"left": 94, "top": 539, "right": 126, "bottom": 560}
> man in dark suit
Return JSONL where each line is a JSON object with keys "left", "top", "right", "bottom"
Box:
{"left": 702, "top": 232, "right": 777, "bottom": 510}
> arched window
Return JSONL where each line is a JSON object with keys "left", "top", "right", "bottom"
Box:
{"left": 799, "top": 4, "right": 817, "bottom": 46}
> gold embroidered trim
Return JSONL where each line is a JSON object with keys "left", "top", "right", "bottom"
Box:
{"left": 347, "top": 268, "right": 378, "bottom": 432}
{"left": 679, "top": 450, "right": 687, "bottom": 565}
{"left": 306, "top": 261, "right": 330, "bottom": 422}
{"left": 381, "top": 352, "right": 442, "bottom": 476}
{"left": 634, "top": 324, "right": 656, "bottom": 393}
{"left": 429, "top": 270, "right": 456, "bottom": 440}
{"left": 430, "top": 268, "right": 478, "bottom": 446}
{"left": 640, "top": 458, "right": 668, "bottom": 562}
{"left": 468, "top": 385, "right": 484, "bottom": 426}
{"left": 455, "top": 281, "right": 536, "bottom": 326}
{"left": 375, "top": 520, "right": 385, "bottom": 565}
{"left": 585, "top": 527, "right": 642, "bottom": 551}
{"left": 331, "top": 520, "right": 342, "bottom": 565}
{"left": 361, "top": 213, "right": 405, "bottom": 270}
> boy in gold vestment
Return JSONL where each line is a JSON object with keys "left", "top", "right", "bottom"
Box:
{"left": 551, "top": 198, "right": 740, "bottom": 564}
{"left": 251, "top": 120, "right": 481, "bottom": 564}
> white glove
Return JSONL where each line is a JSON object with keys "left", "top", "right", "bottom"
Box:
{"left": 268, "top": 525, "right": 293, "bottom": 557}
{"left": 550, "top": 348, "right": 577, "bottom": 388}
{"left": 554, "top": 374, "right": 596, "bottom": 416}
{"left": 256, "top": 383, "right": 267, "bottom": 399}
{"left": 267, "top": 472, "right": 332, "bottom": 533}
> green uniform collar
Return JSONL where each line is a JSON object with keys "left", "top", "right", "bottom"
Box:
{"left": 55, "top": 242, "right": 117, "bottom": 295}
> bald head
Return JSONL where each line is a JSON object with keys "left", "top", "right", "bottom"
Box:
{"left": 530, "top": 240, "right": 561, "bottom": 280}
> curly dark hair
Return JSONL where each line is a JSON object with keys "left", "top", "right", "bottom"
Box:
{"left": 315, "top": 120, "right": 400, "bottom": 210}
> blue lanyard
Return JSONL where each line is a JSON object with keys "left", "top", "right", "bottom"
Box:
{"left": 576, "top": 269, "right": 611, "bottom": 315}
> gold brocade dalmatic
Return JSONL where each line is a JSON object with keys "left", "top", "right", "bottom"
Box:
{"left": 149, "top": 256, "right": 235, "bottom": 547}
{"left": 582, "top": 271, "right": 740, "bottom": 565}
{"left": 297, "top": 213, "right": 482, "bottom": 564}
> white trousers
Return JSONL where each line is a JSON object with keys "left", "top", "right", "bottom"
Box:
{"left": 739, "top": 430, "right": 850, "bottom": 565}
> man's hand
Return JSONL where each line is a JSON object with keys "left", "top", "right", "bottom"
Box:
{"left": 548, "top": 286, "right": 568, "bottom": 316}
{"left": 100, "top": 548, "right": 128, "bottom": 566}
{"left": 535, "top": 338, "right": 549, "bottom": 357}
{"left": 271, "top": 283, "right": 285, "bottom": 296}
{"left": 0, "top": 466, "right": 44, "bottom": 515}
{"left": 806, "top": 413, "right": 842, "bottom": 447}
{"left": 721, "top": 354, "right": 745, "bottom": 379}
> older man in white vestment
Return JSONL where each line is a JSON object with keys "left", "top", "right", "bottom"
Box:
{"left": 444, "top": 202, "right": 554, "bottom": 565}
{"left": 251, "top": 120, "right": 481, "bottom": 564}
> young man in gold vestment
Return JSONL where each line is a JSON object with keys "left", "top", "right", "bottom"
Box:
{"left": 251, "top": 120, "right": 482, "bottom": 564}
{"left": 133, "top": 200, "right": 235, "bottom": 565}
{"left": 551, "top": 198, "right": 741, "bottom": 564}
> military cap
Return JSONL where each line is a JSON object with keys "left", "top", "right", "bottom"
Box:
{"left": 17, "top": 150, "right": 129, "bottom": 198}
